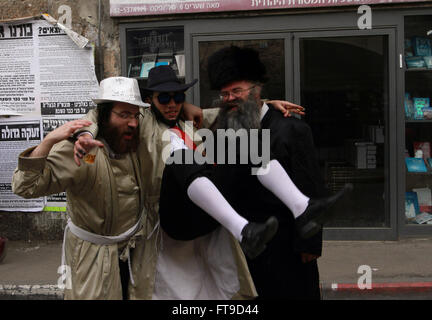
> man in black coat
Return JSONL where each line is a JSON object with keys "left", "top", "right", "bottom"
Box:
{"left": 205, "top": 45, "right": 328, "bottom": 299}
{"left": 253, "top": 106, "right": 325, "bottom": 299}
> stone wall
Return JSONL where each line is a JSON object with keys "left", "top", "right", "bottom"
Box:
{"left": 0, "top": 211, "right": 66, "bottom": 241}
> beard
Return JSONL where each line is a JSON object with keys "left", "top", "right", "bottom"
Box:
{"left": 150, "top": 102, "right": 183, "bottom": 128}
{"left": 100, "top": 124, "right": 139, "bottom": 155}
{"left": 211, "top": 94, "right": 263, "bottom": 165}
{"left": 214, "top": 95, "right": 262, "bottom": 131}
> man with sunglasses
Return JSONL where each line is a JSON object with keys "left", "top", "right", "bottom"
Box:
{"left": 12, "top": 77, "right": 148, "bottom": 299}
{"left": 149, "top": 90, "right": 189, "bottom": 125}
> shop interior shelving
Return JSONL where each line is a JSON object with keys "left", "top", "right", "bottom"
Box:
{"left": 403, "top": 15, "right": 432, "bottom": 226}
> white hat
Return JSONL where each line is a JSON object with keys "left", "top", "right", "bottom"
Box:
{"left": 92, "top": 77, "right": 149, "bottom": 107}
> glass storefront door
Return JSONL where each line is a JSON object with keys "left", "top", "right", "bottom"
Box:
{"left": 293, "top": 30, "right": 397, "bottom": 238}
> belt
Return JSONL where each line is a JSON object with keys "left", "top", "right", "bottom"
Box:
{"left": 61, "top": 217, "right": 142, "bottom": 287}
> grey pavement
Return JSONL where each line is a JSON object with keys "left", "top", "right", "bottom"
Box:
{"left": 0, "top": 240, "right": 63, "bottom": 300}
{"left": 1, "top": 238, "right": 432, "bottom": 300}
{"left": 318, "top": 237, "right": 432, "bottom": 299}
{"left": 319, "top": 237, "right": 432, "bottom": 284}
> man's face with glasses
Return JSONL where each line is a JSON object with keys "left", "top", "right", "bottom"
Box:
{"left": 105, "top": 102, "right": 141, "bottom": 154}
{"left": 152, "top": 91, "right": 186, "bottom": 121}
{"left": 219, "top": 80, "right": 261, "bottom": 112}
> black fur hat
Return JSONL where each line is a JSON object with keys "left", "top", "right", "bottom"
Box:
{"left": 207, "top": 46, "right": 268, "bottom": 90}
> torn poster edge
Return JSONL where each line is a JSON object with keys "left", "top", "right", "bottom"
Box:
{"left": 0, "top": 14, "right": 90, "bottom": 49}
{"left": 41, "top": 13, "right": 89, "bottom": 49}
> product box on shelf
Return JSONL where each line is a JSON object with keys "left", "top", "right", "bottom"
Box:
{"left": 412, "top": 37, "right": 432, "bottom": 57}
{"left": 405, "top": 157, "right": 428, "bottom": 172}
{"left": 423, "top": 56, "right": 432, "bottom": 68}
{"left": 413, "top": 187, "right": 432, "bottom": 213}
{"left": 422, "top": 107, "right": 432, "bottom": 119}
{"left": 405, "top": 93, "right": 414, "bottom": 119}
{"left": 413, "top": 141, "right": 431, "bottom": 160}
{"left": 405, "top": 191, "right": 420, "bottom": 218}
{"left": 405, "top": 56, "right": 427, "bottom": 68}
{"left": 413, "top": 97, "right": 430, "bottom": 119}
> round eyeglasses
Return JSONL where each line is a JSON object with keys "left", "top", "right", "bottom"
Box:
{"left": 111, "top": 110, "right": 143, "bottom": 120}
{"left": 219, "top": 86, "right": 256, "bottom": 100}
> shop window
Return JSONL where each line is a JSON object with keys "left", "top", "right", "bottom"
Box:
{"left": 404, "top": 15, "right": 432, "bottom": 226}
{"left": 198, "top": 39, "right": 285, "bottom": 108}
{"left": 300, "top": 36, "right": 389, "bottom": 228}
{"left": 125, "top": 26, "right": 185, "bottom": 95}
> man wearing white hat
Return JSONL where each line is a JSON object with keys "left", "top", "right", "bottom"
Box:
{"left": 12, "top": 77, "right": 149, "bottom": 299}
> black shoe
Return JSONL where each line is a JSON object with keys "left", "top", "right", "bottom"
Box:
{"left": 240, "top": 216, "right": 279, "bottom": 259}
{"left": 295, "top": 183, "right": 353, "bottom": 239}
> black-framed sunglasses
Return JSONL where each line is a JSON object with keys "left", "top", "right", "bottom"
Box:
{"left": 156, "top": 92, "right": 186, "bottom": 105}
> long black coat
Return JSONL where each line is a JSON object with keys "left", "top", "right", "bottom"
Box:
{"left": 247, "top": 104, "right": 327, "bottom": 299}
{"left": 159, "top": 104, "right": 327, "bottom": 299}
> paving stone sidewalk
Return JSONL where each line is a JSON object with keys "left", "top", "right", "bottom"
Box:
{"left": 1, "top": 238, "right": 432, "bottom": 300}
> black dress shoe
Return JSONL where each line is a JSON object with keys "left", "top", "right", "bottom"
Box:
{"left": 240, "top": 216, "right": 279, "bottom": 259}
{"left": 295, "top": 183, "right": 353, "bottom": 239}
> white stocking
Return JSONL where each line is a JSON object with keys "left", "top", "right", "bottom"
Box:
{"left": 256, "top": 160, "right": 309, "bottom": 218}
{"left": 187, "top": 177, "right": 248, "bottom": 241}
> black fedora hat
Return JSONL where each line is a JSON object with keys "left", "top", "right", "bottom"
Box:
{"left": 144, "top": 65, "right": 198, "bottom": 92}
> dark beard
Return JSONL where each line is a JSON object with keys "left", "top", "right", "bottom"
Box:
{"left": 100, "top": 124, "right": 139, "bottom": 155}
{"left": 150, "top": 103, "right": 183, "bottom": 128}
{"left": 214, "top": 97, "right": 261, "bottom": 131}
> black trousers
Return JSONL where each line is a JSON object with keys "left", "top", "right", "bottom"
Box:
{"left": 158, "top": 149, "right": 221, "bottom": 241}
{"left": 118, "top": 249, "right": 133, "bottom": 300}
{"left": 159, "top": 148, "right": 269, "bottom": 240}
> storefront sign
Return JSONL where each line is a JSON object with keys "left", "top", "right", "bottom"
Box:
{"left": 110, "top": 0, "right": 429, "bottom": 17}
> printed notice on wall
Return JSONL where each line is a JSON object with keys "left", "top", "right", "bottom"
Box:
{"left": 0, "top": 119, "right": 45, "bottom": 211}
{"left": 0, "top": 16, "right": 99, "bottom": 212}
{"left": 0, "top": 18, "right": 98, "bottom": 118}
